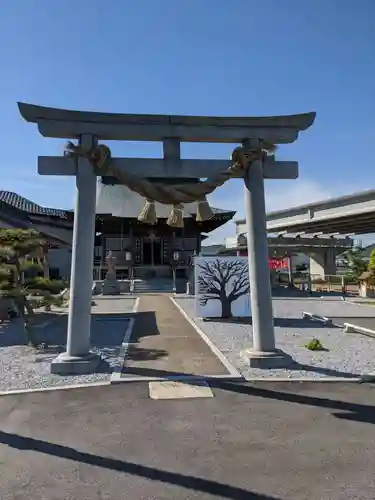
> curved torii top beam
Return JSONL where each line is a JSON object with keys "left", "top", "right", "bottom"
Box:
{"left": 17, "top": 102, "right": 316, "bottom": 143}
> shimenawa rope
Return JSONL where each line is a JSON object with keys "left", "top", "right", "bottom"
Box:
{"left": 64, "top": 142, "right": 270, "bottom": 228}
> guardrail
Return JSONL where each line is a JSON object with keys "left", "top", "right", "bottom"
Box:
{"left": 276, "top": 272, "right": 359, "bottom": 295}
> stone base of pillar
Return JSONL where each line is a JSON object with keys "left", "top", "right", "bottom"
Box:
{"left": 102, "top": 277, "right": 121, "bottom": 295}
{"left": 242, "top": 348, "right": 295, "bottom": 369}
{"left": 51, "top": 351, "right": 102, "bottom": 375}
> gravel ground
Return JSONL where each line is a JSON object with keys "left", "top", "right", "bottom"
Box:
{"left": 0, "top": 297, "right": 136, "bottom": 391}
{"left": 175, "top": 296, "right": 375, "bottom": 380}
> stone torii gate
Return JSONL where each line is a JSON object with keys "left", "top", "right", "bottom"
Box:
{"left": 18, "top": 102, "right": 315, "bottom": 374}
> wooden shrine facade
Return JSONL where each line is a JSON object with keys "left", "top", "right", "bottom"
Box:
{"left": 93, "top": 210, "right": 234, "bottom": 279}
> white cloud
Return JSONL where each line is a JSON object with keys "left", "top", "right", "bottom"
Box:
{"left": 265, "top": 179, "right": 333, "bottom": 213}
{"left": 204, "top": 178, "right": 365, "bottom": 245}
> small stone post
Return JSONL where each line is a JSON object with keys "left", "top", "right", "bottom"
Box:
{"left": 288, "top": 253, "right": 294, "bottom": 288}
{"left": 243, "top": 139, "right": 293, "bottom": 368}
{"left": 51, "top": 134, "right": 101, "bottom": 374}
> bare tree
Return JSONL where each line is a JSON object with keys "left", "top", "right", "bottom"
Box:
{"left": 197, "top": 259, "right": 250, "bottom": 318}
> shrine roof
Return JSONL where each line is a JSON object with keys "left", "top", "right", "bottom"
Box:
{"left": 0, "top": 194, "right": 71, "bottom": 246}
{"left": 0, "top": 191, "right": 68, "bottom": 219}
{"left": 0, "top": 189, "right": 234, "bottom": 235}
{"left": 96, "top": 182, "right": 234, "bottom": 221}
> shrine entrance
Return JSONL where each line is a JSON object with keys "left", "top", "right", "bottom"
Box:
{"left": 18, "top": 101, "right": 315, "bottom": 375}
{"left": 142, "top": 236, "right": 162, "bottom": 266}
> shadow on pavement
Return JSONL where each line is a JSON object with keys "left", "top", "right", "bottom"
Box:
{"left": 0, "top": 429, "right": 281, "bottom": 500}
{"left": 126, "top": 344, "right": 168, "bottom": 361}
{"left": 203, "top": 317, "right": 336, "bottom": 328}
{"left": 122, "top": 366, "right": 375, "bottom": 424}
{"left": 215, "top": 380, "right": 375, "bottom": 425}
{"left": 291, "top": 363, "right": 359, "bottom": 379}
{"left": 122, "top": 358, "right": 361, "bottom": 380}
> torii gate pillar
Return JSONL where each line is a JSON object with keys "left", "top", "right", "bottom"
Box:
{"left": 17, "top": 102, "right": 315, "bottom": 374}
{"left": 243, "top": 139, "right": 293, "bottom": 367}
{"left": 52, "top": 134, "right": 100, "bottom": 374}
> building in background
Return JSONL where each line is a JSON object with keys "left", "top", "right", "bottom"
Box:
{"left": 0, "top": 182, "right": 235, "bottom": 283}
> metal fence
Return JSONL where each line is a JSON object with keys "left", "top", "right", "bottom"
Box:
{"left": 276, "top": 272, "right": 359, "bottom": 295}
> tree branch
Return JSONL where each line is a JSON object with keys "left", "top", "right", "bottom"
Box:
{"left": 197, "top": 258, "right": 249, "bottom": 307}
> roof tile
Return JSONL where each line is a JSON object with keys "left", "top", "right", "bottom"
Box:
{"left": 0, "top": 191, "right": 67, "bottom": 219}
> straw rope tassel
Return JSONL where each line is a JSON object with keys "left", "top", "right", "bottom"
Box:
{"left": 196, "top": 196, "right": 214, "bottom": 222}
{"left": 138, "top": 200, "right": 157, "bottom": 225}
{"left": 167, "top": 204, "right": 184, "bottom": 228}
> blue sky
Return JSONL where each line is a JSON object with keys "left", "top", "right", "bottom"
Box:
{"left": 0, "top": 0, "right": 373, "bottom": 244}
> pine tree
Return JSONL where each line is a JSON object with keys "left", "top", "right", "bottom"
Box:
{"left": 367, "top": 248, "right": 375, "bottom": 277}
{"left": 0, "top": 228, "right": 66, "bottom": 345}
{"left": 342, "top": 247, "right": 367, "bottom": 281}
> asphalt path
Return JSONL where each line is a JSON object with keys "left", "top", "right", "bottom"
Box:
{"left": 0, "top": 381, "right": 374, "bottom": 499}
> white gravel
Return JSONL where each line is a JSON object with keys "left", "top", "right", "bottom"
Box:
{"left": 175, "top": 296, "right": 375, "bottom": 380}
{"left": 0, "top": 297, "right": 136, "bottom": 392}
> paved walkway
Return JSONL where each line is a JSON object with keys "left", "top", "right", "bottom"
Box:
{"left": 122, "top": 295, "right": 230, "bottom": 379}
{"left": 0, "top": 382, "right": 374, "bottom": 499}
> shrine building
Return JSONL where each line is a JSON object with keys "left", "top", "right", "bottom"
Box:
{"left": 0, "top": 186, "right": 235, "bottom": 282}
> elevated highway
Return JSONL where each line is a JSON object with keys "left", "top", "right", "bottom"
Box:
{"left": 236, "top": 189, "right": 375, "bottom": 235}
{"left": 225, "top": 232, "right": 353, "bottom": 278}
{"left": 225, "top": 233, "right": 353, "bottom": 251}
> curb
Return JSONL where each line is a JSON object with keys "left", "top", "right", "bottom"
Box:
{"left": 241, "top": 376, "right": 375, "bottom": 383}
{"left": 302, "top": 312, "right": 333, "bottom": 325}
{"left": 0, "top": 380, "right": 110, "bottom": 397}
{"left": 304, "top": 311, "right": 375, "bottom": 340}
{"left": 0, "top": 374, "right": 373, "bottom": 396}
{"left": 344, "top": 322, "right": 375, "bottom": 338}
{"left": 113, "top": 374, "right": 243, "bottom": 384}
{"left": 218, "top": 375, "right": 374, "bottom": 383}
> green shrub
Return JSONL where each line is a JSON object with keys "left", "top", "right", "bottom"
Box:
{"left": 27, "top": 277, "right": 67, "bottom": 294}
{"left": 305, "top": 338, "right": 325, "bottom": 351}
{"left": 52, "top": 294, "right": 65, "bottom": 307}
{"left": 39, "top": 293, "right": 66, "bottom": 310}
{"left": 0, "top": 280, "right": 14, "bottom": 291}
{"left": 0, "top": 266, "right": 11, "bottom": 280}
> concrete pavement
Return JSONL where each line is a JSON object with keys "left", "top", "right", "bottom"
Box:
{"left": 0, "top": 381, "right": 374, "bottom": 499}
{"left": 121, "top": 295, "right": 232, "bottom": 380}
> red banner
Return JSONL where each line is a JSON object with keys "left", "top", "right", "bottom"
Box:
{"left": 269, "top": 257, "right": 288, "bottom": 270}
{"left": 239, "top": 251, "right": 288, "bottom": 269}
{"left": 239, "top": 250, "right": 289, "bottom": 270}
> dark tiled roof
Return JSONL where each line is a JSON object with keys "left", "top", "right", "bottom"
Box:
{"left": 0, "top": 191, "right": 67, "bottom": 219}
{"left": 0, "top": 199, "right": 30, "bottom": 226}
{"left": 191, "top": 207, "right": 233, "bottom": 216}
{"left": 0, "top": 189, "right": 235, "bottom": 226}
{"left": 200, "top": 244, "right": 225, "bottom": 255}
